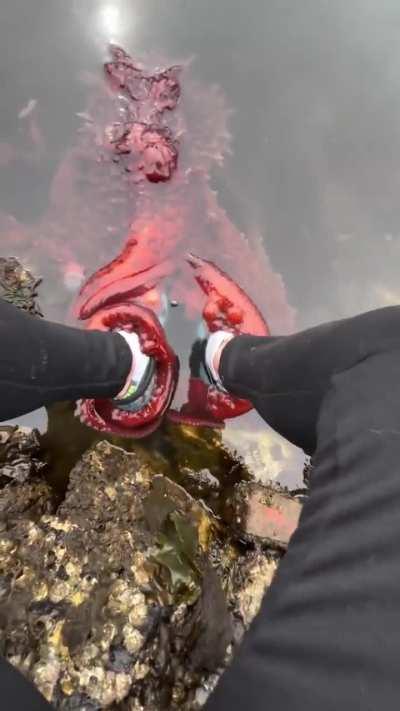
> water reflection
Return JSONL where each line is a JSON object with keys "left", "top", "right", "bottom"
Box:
{"left": 97, "top": 4, "right": 122, "bottom": 37}
{"left": 1, "top": 408, "right": 48, "bottom": 433}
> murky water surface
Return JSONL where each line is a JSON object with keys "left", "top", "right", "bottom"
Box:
{"left": 2, "top": 0, "right": 399, "bottom": 488}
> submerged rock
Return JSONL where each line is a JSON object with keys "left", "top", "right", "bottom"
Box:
{"left": 0, "top": 256, "right": 42, "bottom": 316}
{"left": 0, "top": 441, "right": 280, "bottom": 709}
{"left": 0, "top": 425, "right": 46, "bottom": 485}
{"left": 222, "top": 480, "right": 303, "bottom": 550}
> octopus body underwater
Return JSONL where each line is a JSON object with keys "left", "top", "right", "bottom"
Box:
{"left": 0, "top": 45, "right": 295, "bottom": 439}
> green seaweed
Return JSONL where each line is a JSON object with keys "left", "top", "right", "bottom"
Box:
{"left": 152, "top": 510, "right": 201, "bottom": 602}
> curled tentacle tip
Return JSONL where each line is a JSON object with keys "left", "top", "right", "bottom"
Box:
{"left": 186, "top": 252, "right": 203, "bottom": 269}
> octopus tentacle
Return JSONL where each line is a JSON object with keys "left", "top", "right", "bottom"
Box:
{"left": 74, "top": 231, "right": 174, "bottom": 320}
{"left": 75, "top": 259, "right": 174, "bottom": 320}
{"left": 77, "top": 302, "right": 178, "bottom": 437}
{"left": 186, "top": 253, "right": 269, "bottom": 336}
{"left": 169, "top": 256, "right": 270, "bottom": 424}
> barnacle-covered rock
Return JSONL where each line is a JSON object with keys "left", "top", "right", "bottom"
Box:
{"left": 0, "top": 441, "right": 280, "bottom": 709}
{"left": 0, "top": 425, "right": 46, "bottom": 485}
{"left": 0, "top": 256, "right": 42, "bottom": 316}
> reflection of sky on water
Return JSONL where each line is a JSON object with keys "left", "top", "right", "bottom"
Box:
{"left": 223, "top": 411, "right": 305, "bottom": 490}
{"left": 2, "top": 409, "right": 47, "bottom": 433}
{"left": 2, "top": 0, "right": 400, "bottom": 485}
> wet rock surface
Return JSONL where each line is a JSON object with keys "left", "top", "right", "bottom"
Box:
{"left": 0, "top": 256, "right": 42, "bottom": 316}
{"left": 222, "top": 481, "right": 303, "bottom": 550}
{"left": 0, "top": 425, "right": 47, "bottom": 485}
{"left": 0, "top": 440, "right": 285, "bottom": 709}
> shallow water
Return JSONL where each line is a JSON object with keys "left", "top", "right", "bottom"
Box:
{"left": 2, "top": 0, "right": 400, "bottom": 489}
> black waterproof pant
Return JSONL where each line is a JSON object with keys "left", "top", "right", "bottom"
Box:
{"left": 2, "top": 298, "right": 400, "bottom": 710}
{"left": 207, "top": 306, "right": 400, "bottom": 711}
{"left": 0, "top": 298, "right": 131, "bottom": 420}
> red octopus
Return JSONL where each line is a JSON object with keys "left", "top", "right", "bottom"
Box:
{"left": 0, "top": 46, "right": 295, "bottom": 437}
